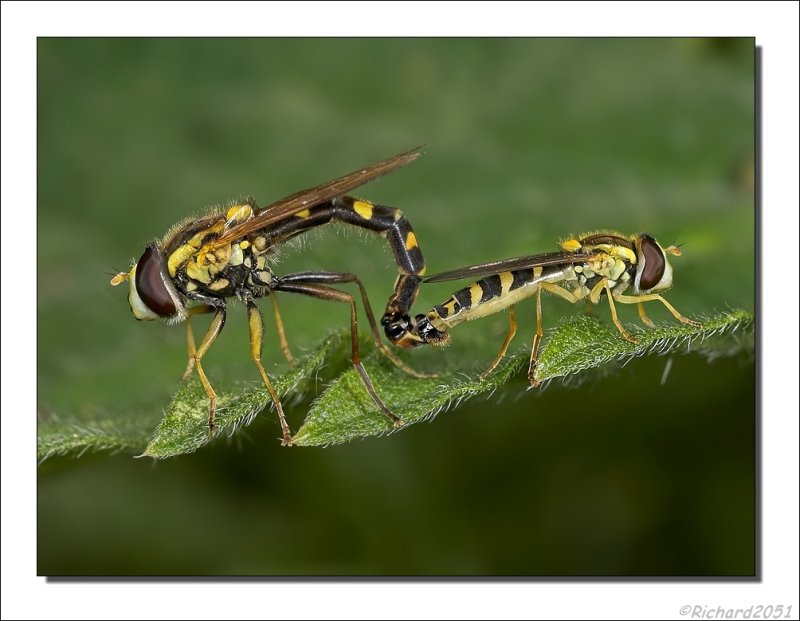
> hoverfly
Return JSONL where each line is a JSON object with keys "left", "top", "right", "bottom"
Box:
{"left": 111, "top": 148, "right": 429, "bottom": 445}
{"left": 384, "top": 232, "right": 702, "bottom": 383}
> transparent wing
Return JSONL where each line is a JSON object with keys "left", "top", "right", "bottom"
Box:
{"left": 423, "top": 251, "right": 594, "bottom": 283}
{"left": 210, "top": 146, "right": 424, "bottom": 247}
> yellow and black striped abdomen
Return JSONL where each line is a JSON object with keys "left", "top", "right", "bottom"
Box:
{"left": 428, "top": 265, "right": 567, "bottom": 330}
{"left": 261, "top": 195, "right": 426, "bottom": 317}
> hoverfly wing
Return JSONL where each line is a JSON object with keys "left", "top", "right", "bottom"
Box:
{"left": 423, "top": 251, "right": 594, "bottom": 283}
{"left": 211, "top": 146, "right": 425, "bottom": 246}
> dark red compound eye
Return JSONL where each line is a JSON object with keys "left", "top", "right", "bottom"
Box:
{"left": 639, "top": 235, "right": 666, "bottom": 290}
{"left": 135, "top": 245, "right": 177, "bottom": 317}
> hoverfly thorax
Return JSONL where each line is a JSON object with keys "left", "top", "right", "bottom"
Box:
{"left": 634, "top": 234, "right": 675, "bottom": 294}
{"left": 112, "top": 244, "right": 187, "bottom": 323}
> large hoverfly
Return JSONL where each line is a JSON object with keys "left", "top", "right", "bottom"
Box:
{"left": 111, "top": 148, "right": 429, "bottom": 445}
{"left": 384, "top": 232, "right": 702, "bottom": 383}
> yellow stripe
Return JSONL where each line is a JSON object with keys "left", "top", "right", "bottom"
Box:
{"left": 500, "top": 271, "right": 513, "bottom": 296}
{"left": 167, "top": 244, "right": 196, "bottom": 278}
{"left": 353, "top": 200, "right": 374, "bottom": 220}
{"left": 561, "top": 239, "right": 582, "bottom": 252}
{"left": 418, "top": 266, "right": 427, "bottom": 276}
{"left": 295, "top": 209, "right": 311, "bottom": 219}
{"left": 442, "top": 298, "right": 458, "bottom": 318}
{"left": 533, "top": 266, "right": 543, "bottom": 278}
{"left": 405, "top": 231, "right": 418, "bottom": 250}
{"left": 469, "top": 284, "right": 483, "bottom": 307}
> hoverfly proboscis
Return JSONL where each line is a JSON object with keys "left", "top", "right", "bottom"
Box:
{"left": 111, "top": 147, "right": 431, "bottom": 445}
{"left": 385, "top": 232, "right": 702, "bottom": 384}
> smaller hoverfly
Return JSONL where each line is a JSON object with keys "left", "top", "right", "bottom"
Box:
{"left": 384, "top": 232, "right": 702, "bottom": 383}
{"left": 111, "top": 148, "right": 431, "bottom": 445}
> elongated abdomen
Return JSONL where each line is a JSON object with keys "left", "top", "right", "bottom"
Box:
{"left": 428, "top": 265, "right": 568, "bottom": 331}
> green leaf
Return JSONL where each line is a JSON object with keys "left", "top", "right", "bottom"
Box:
{"left": 38, "top": 309, "right": 753, "bottom": 460}
{"left": 535, "top": 308, "right": 754, "bottom": 380}
{"left": 142, "top": 332, "right": 347, "bottom": 459}
{"left": 292, "top": 309, "right": 754, "bottom": 446}
{"left": 37, "top": 412, "right": 154, "bottom": 463}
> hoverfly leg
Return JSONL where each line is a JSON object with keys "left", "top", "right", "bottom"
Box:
{"left": 637, "top": 302, "right": 656, "bottom": 328}
{"left": 480, "top": 306, "right": 517, "bottom": 380}
{"left": 269, "top": 294, "right": 295, "bottom": 367}
{"left": 182, "top": 305, "right": 216, "bottom": 381}
{"left": 603, "top": 281, "right": 638, "bottom": 344}
{"left": 614, "top": 292, "right": 703, "bottom": 328}
{"left": 531, "top": 282, "right": 579, "bottom": 386}
{"left": 245, "top": 301, "right": 293, "bottom": 446}
{"left": 182, "top": 319, "right": 196, "bottom": 381}
{"left": 191, "top": 306, "right": 227, "bottom": 433}
{"left": 528, "top": 288, "right": 544, "bottom": 387}
{"left": 275, "top": 277, "right": 404, "bottom": 430}
{"left": 278, "top": 271, "right": 435, "bottom": 379}
{"left": 354, "top": 277, "right": 435, "bottom": 379}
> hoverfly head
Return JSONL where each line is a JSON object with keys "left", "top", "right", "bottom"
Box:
{"left": 111, "top": 244, "right": 186, "bottom": 322}
{"left": 634, "top": 234, "right": 675, "bottom": 294}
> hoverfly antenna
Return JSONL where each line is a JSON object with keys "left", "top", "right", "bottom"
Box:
{"left": 110, "top": 270, "right": 131, "bottom": 286}
{"left": 664, "top": 242, "right": 683, "bottom": 257}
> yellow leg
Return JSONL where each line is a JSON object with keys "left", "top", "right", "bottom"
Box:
{"left": 589, "top": 278, "right": 607, "bottom": 304}
{"left": 540, "top": 281, "right": 579, "bottom": 303}
{"left": 604, "top": 282, "right": 637, "bottom": 343}
{"left": 614, "top": 292, "right": 703, "bottom": 328}
{"left": 270, "top": 294, "right": 295, "bottom": 367}
{"left": 528, "top": 288, "right": 545, "bottom": 387}
{"left": 247, "top": 301, "right": 293, "bottom": 446}
{"left": 182, "top": 316, "right": 197, "bottom": 381}
{"left": 181, "top": 305, "right": 215, "bottom": 381}
{"left": 526, "top": 282, "right": 580, "bottom": 386}
{"left": 637, "top": 302, "right": 656, "bottom": 328}
{"left": 191, "top": 307, "right": 226, "bottom": 431}
{"left": 480, "top": 306, "right": 517, "bottom": 380}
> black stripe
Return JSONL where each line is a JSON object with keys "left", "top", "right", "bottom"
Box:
{"left": 541, "top": 265, "right": 562, "bottom": 280}
{"left": 335, "top": 197, "right": 427, "bottom": 278}
{"left": 405, "top": 246, "right": 424, "bottom": 273}
{"left": 434, "top": 296, "right": 461, "bottom": 319}
{"left": 258, "top": 195, "right": 427, "bottom": 321}
{"left": 388, "top": 274, "right": 421, "bottom": 313}
{"left": 478, "top": 275, "right": 502, "bottom": 302}
{"left": 510, "top": 268, "right": 534, "bottom": 291}
{"left": 454, "top": 288, "right": 472, "bottom": 310}
{"left": 386, "top": 233, "right": 418, "bottom": 274}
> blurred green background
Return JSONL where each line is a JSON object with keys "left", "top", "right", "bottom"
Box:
{"left": 38, "top": 38, "right": 755, "bottom": 575}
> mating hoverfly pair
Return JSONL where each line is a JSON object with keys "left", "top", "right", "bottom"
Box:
{"left": 111, "top": 147, "right": 700, "bottom": 445}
